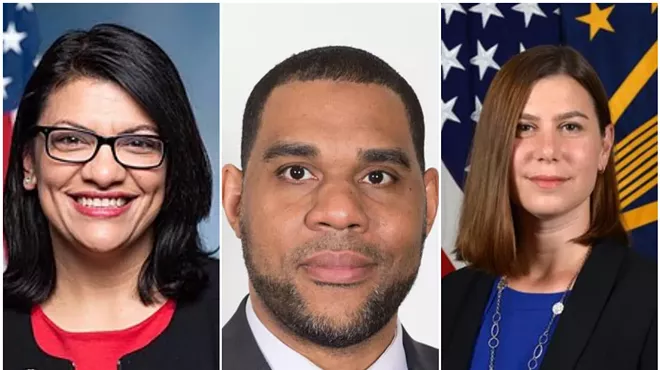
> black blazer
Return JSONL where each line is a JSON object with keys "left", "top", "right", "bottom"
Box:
{"left": 442, "top": 239, "right": 657, "bottom": 370}
{"left": 4, "top": 258, "right": 219, "bottom": 370}
{"left": 223, "top": 295, "right": 438, "bottom": 369}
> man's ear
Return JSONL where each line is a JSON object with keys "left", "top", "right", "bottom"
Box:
{"left": 423, "top": 168, "right": 439, "bottom": 236}
{"left": 222, "top": 164, "right": 244, "bottom": 238}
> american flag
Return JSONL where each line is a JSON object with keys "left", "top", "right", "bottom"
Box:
{"left": 441, "top": 3, "right": 658, "bottom": 277}
{"left": 4, "top": 2, "right": 40, "bottom": 177}
{"left": 4, "top": 3, "right": 40, "bottom": 267}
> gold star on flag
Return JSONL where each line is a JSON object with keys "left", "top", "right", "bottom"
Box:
{"left": 652, "top": 3, "right": 657, "bottom": 13}
{"left": 576, "top": 3, "right": 615, "bottom": 40}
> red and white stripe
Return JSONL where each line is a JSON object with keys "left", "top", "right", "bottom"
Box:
{"left": 441, "top": 163, "right": 466, "bottom": 277}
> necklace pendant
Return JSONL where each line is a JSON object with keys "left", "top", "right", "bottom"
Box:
{"left": 552, "top": 302, "right": 564, "bottom": 315}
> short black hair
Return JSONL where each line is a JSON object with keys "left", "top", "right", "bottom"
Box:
{"left": 3, "top": 24, "right": 214, "bottom": 309}
{"left": 241, "top": 45, "right": 425, "bottom": 171}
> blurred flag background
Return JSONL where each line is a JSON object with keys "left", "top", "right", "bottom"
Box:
{"left": 3, "top": 3, "right": 40, "bottom": 269}
{"left": 3, "top": 3, "right": 39, "bottom": 179}
{"left": 441, "top": 3, "right": 658, "bottom": 277}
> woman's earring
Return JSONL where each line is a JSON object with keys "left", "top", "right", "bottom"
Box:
{"left": 24, "top": 175, "right": 34, "bottom": 186}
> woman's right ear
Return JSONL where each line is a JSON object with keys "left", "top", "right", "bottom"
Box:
{"left": 22, "top": 150, "right": 37, "bottom": 190}
{"left": 222, "top": 164, "right": 244, "bottom": 238}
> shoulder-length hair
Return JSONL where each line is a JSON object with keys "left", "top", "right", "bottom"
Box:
{"left": 4, "top": 24, "right": 214, "bottom": 309}
{"left": 454, "top": 45, "right": 628, "bottom": 277}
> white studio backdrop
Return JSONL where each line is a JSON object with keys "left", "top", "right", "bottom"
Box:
{"left": 220, "top": 3, "right": 439, "bottom": 347}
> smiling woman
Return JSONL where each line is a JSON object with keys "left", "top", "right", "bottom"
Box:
{"left": 442, "top": 45, "right": 656, "bottom": 370}
{"left": 3, "top": 24, "right": 218, "bottom": 370}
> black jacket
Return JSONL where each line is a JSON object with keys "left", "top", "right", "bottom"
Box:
{"left": 223, "top": 295, "right": 439, "bottom": 370}
{"left": 4, "top": 258, "right": 219, "bottom": 370}
{"left": 442, "top": 239, "right": 657, "bottom": 370}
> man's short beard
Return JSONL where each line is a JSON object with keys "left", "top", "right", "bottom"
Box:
{"left": 240, "top": 218, "right": 425, "bottom": 348}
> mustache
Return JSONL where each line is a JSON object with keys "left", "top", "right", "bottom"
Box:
{"left": 287, "top": 234, "right": 386, "bottom": 265}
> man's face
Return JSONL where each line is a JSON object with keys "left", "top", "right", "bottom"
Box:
{"left": 239, "top": 80, "right": 432, "bottom": 347}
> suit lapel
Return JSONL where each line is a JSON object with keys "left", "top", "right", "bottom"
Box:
{"left": 402, "top": 328, "right": 439, "bottom": 370}
{"left": 540, "top": 240, "right": 627, "bottom": 370}
{"left": 222, "top": 295, "right": 271, "bottom": 370}
{"left": 4, "top": 307, "right": 74, "bottom": 369}
{"left": 226, "top": 296, "right": 441, "bottom": 370}
{"left": 443, "top": 271, "right": 496, "bottom": 369}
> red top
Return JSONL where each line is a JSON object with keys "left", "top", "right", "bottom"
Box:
{"left": 31, "top": 301, "right": 175, "bottom": 370}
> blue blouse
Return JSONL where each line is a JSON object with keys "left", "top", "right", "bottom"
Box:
{"left": 469, "top": 280, "right": 565, "bottom": 370}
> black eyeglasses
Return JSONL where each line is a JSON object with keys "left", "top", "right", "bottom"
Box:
{"left": 34, "top": 126, "right": 166, "bottom": 169}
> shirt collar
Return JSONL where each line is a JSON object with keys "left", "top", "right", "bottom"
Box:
{"left": 246, "top": 297, "right": 408, "bottom": 370}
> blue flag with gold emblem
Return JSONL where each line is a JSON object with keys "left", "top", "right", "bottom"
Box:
{"left": 441, "top": 3, "right": 657, "bottom": 276}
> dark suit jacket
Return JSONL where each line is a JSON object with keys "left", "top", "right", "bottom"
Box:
{"left": 442, "top": 239, "right": 657, "bottom": 370}
{"left": 4, "top": 258, "right": 219, "bottom": 370}
{"left": 223, "top": 295, "right": 438, "bottom": 369}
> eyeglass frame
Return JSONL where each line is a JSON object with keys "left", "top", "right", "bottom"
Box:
{"left": 32, "top": 125, "right": 167, "bottom": 170}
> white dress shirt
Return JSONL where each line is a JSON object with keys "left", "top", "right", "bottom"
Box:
{"left": 246, "top": 297, "right": 409, "bottom": 370}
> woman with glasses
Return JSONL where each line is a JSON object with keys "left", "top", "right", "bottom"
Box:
{"left": 4, "top": 24, "right": 218, "bottom": 369}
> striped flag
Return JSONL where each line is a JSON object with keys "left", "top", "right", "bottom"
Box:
{"left": 4, "top": 2, "right": 40, "bottom": 176}
{"left": 3, "top": 3, "right": 40, "bottom": 268}
{"left": 441, "top": 3, "right": 658, "bottom": 277}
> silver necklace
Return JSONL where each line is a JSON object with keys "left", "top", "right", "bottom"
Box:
{"left": 487, "top": 249, "right": 591, "bottom": 370}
